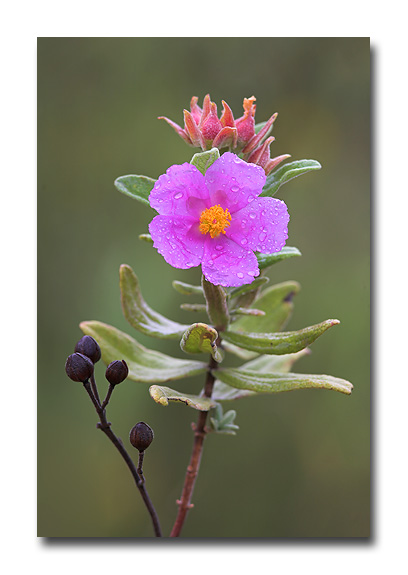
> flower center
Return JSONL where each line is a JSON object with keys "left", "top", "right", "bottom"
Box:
{"left": 199, "top": 204, "right": 232, "bottom": 239}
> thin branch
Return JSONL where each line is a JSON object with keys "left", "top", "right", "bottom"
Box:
{"left": 83, "top": 381, "right": 162, "bottom": 537}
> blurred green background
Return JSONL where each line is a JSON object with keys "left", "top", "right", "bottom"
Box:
{"left": 37, "top": 37, "right": 370, "bottom": 538}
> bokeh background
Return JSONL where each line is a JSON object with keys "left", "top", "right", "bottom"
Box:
{"left": 37, "top": 37, "right": 370, "bottom": 538}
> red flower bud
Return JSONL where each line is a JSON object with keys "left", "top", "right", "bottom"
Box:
{"left": 235, "top": 96, "right": 257, "bottom": 144}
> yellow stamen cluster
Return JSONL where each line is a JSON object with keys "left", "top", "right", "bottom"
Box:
{"left": 199, "top": 204, "right": 232, "bottom": 238}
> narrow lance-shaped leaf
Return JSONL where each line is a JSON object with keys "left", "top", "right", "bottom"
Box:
{"left": 261, "top": 159, "right": 322, "bottom": 197}
{"left": 228, "top": 276, "right": 269, "bottom": 299}
{"left": 114, "top": 175, "right": 156, "bottom": 206}
{"left": 213, "top": 367, "right": 353, "bottom": 396}
{"left": 222, "top": 319, "right": 340, "bottom": 355}
{"left": 256, "top": 246, "right": 301, "bottom": 271}
{"left": 180, "top": 323, "right": 222, "bottom": 362}
{"left": 120, "top": 264, "right": 190, "bottom": 339}
{"left": 149, "top": 385, "right": 216, "bottom": 411}
{"left": 230, "top": 281, "right": 300, "bottom": 334}
{"left": 212, "top": 349, "right": 310, "bottom": 401}
{"left": 80, "top": 321, "right": 208, "bottom": 384}
{"left": 172, "top": 280, "right": 204, "bottom": 296}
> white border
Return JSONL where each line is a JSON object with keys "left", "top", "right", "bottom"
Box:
{"left": 1, "top": 1, "right": 406, "bottom": 573}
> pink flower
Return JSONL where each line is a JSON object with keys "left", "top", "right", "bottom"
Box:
{"left": 148, "top": 153, "right": 289, "bottom": 287}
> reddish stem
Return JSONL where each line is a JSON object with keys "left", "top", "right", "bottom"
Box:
{"left": 170, "top": 356, "right": 217, "bottom": 537}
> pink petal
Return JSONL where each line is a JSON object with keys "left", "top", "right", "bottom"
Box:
{"left": 204, "top": 152, "right": 266, "bottom": 214}
{"left": 149, "top": 215, "right": 205, "bottom": 269}
{"left": 227, "top": 197, "right": 289, "bottom": 254}
{"left": 149, "top": 163, "right": 210, "bottom": 218}
{"left": 201, "top": 235, "right": 260, "bottom": 287}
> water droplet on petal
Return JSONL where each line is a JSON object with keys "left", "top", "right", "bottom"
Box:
{"left": 247, "top": 195, "right": 255, "bottom": 203}
{"left": 259, "top": 232, "right": 267, "bottom": 242}
{"left": 240, "top": 238, "right": 248, "bottom": 246}
{"left": 261, "top": 209, "right": 267, "bottom": 216}
{"left": 237, "top": 272, "right": 244, "bottom": 279}
{"left": 174, "top": 192, "right": 183, "bottom": 200}
{"left": 231, "top": 185, "right": 240, "bottom": 192}
{"left": 249, "top": 212, "right": 256, "bottom": 219}
{"left": 215, "top": 244, "right": 223, "bottom": 251}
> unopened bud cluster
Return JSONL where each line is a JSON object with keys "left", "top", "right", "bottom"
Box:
{"left": 159, "top": 94, "right": 290, "bottom": 175}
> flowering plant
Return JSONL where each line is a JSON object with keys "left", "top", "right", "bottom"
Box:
{"left": 65, "top": 94, "right": 353, "bottom": 537}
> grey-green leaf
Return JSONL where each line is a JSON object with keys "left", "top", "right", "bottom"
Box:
{"left": 190, "top": 148, "right": 220, "bottom": 175}
{"left": 114, "top": 174, "right": 156, "bottom": 206}
{"left": 230, "top": 281, "right": 300, "bottom": 334}
{"left": 212, "top": 349, "right": 310, "bottom": 401}
{"left": 149, "top": 385, "right": 216, "bottom": 411}
{"left": 80, "top": 321, "right": 208, "bottom": 383}
{"left": 120, "top": 264, "right": 190, "bottom": 339}
{"left": 261, "top": 159, "right": 322, "bottom": 197}
{"left": 213, "top": 367, "right": 353, "bottom": 395}
{"left": 228, "top": 276, "right": 269, "bottom": 299}
{"left": 223, "top": 319, "right": 340, "bottom": 355}
{"left": 172, "top": 280, "right": 204, "bottom": 296}
{"left": 180, "top": 323, "right": 222, "bottom": 362}
{"left": 256, "top": 246, "right": 301, "bottom": 271}
{"left": 139, "top": 233, "right": 153, "bottom": 244}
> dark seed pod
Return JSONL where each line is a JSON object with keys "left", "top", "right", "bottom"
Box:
{"left": 129, "top": 422, "right": 154, "bottom": 452}
{"left": 74, "top": 335, "right": 101, "bottom": 364}
{"left": 65, "top": 352, "right": 94, "bottom": 383}
{"left": 105, "top": 360, "right": 129, "bottom": 386}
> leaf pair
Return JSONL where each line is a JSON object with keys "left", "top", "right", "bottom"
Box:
{"left": 114, "top": 156, "right": 321, "bottom": 208}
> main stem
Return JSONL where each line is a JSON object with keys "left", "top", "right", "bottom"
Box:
{"left": 170, "top": 354, "right": 217, "bottom": 537}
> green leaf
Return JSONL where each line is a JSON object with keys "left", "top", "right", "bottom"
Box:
{"left": 261, "top": 159, "right": 322, "bottom": 197}
{"left": 172, "top": 280, "right": 204, "bottom": 296}
{"left": 213, "top": 367, "right": 353, "bottom": 395}
{"left": 230, "top": 307, "right": 265, "bottom": 317}
{"left": 190, "top": 148, "right": 220, "bottom": 175}
{"left": 149, "top": 385, "right": 216, "bottom": 411}
{"left": 138, "top": 233, "right": 153, "bottom": 244}
{"left": 221, "top": 341, "right": 258, "bottom": 360}
{"left": 120, "top": 264, "right": 190, "bottom": 339}
{"left": 256, "top": 246, "right": 301, "bottom": 270}
{"left": 230, "top": 281, "right": 300, "bottom": 334}
{"left": 80, "top": 321, "right": 208, "bottom": 383}
{"left": 228, "top": 276, "right": 269, "bottom": 299}
{"left": 212, "top": 349, "right": 310, "bottom": 401}
{"left": 202, "top": 277, "right": 230, "bottom": 331}
{"left": 114, "top": 175, "right": 156, "bottom": 206}
{"left": 238, "top": 348, "right": 311, "bottom": 373}
{"left": 222, "top": 319, "right": 340, "bottom": 355}
{"left": 209, "top": 404, "right": 239, "bottom": 435}
{"left": 180, "top": 323, "right": 222, "bottom": 362}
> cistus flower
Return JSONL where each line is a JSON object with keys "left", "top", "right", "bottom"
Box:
{"left": 159, "top": 94, "right": 291, "bottom": 175}
{"left": 148, "top": 152, "right": 289, "bottom": 287}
